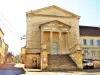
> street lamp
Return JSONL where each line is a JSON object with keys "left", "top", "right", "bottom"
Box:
{"left": 20, "top": 35, "right": 26, "bottom": 40}
{"left": 20, "top": 35, "right": 26, "bottom": 47}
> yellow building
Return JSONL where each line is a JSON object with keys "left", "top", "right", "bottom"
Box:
{"left": 22, "top": 5, "right": 83, "bottom": 71}
{"left": 20, "top": 47, "right": 26, "bottom": 63}
{"left": 80, "top": 26, "right": 100, "bottom": 68}
{"left": 0, "top": 28, "right": 8, "bottom": 64}
{"left": 5, "top": 43, "right": 8, "bottom": 59}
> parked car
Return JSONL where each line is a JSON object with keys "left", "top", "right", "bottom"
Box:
{"left": 83, "top": 59, "right": 94, "bottom": 69}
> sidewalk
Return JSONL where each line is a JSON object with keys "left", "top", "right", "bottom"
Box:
{"left": 14, "top": 63, "right": 24, "bottom": 68}
{"left": 24, "top": 68, "right": 42, "bottom": 72}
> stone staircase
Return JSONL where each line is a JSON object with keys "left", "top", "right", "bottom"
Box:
{"left": 44, "top": 54, "right": 80, "bottom": 71}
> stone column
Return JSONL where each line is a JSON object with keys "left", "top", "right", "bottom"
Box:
{"left": 65, "top": 32, "right": 68, "bottom": 54}
{"left": 67, "top": 32, "right": 70, "bottom": 53}
{"left": 59, "top": 31, "right": 61, "bottom": 54}
{"left": 41, "top": 31, "right": 44, "bottom": 44}
{"left": 41, "top": 30, "right": 44, "bottom": 69}
{"left": 50, "top": 31, "right": 52, "bottom": 54}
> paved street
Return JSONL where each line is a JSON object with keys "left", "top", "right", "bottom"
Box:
{"left": 20, "top": 69, "right": 100, "bottom": 75}
{"left": 1, "top": 63, "right": 100, "bottom": 75}
{"left": 0, "top": 63, "right": 25, "bottom": 75}
{"left": 20, "top": 71, "right": 100, "bottom": 75}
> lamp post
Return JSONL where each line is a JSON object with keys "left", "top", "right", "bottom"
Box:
{"left": 20, "top": 35, "right": 26, "bottom": 47}
{"left": 19, "top": 35, "right": 26, "bottom": 63}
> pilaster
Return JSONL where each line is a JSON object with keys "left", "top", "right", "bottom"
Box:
{"left": 50, "top": 31, "right": 52, "bottom": 54}
{"left": 59, "top": 31, "right": 61, "bottom": 54}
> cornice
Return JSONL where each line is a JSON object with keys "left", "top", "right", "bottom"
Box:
{"left": 26, "top": 5, "right": 80, "bottom": 19}
{"left": 26, "top": 14, "right": 79, "bottom": 19}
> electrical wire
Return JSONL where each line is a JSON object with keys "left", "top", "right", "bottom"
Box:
{"left": 0, "top": 19, "right": 20, "bottom": 38}
{"left": 0, "top": 12, "right": 17, "bottom": 32}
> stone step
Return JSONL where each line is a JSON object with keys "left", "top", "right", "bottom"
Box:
{"left": 45, "top": 54, "right": 79, "bottom": 71}
{"left": 24, "top": 69, "right": 42, "bottom": 72}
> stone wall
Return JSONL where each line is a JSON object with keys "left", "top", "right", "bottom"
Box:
{"left": 26, "top": 16, "right": 79, "bottom": 49}
{"left": 25, "top": 53, "right": 41, "bottom": 69}
{"left": 70, "top": 51, "right": 83, "bottom": 69}
{"left": 25, "top": 5, "right": 82, "bottom": 70}
{"left": 26, "top": 6, "right": 80, "bottom": 50}
{"left": 93, "top": 60, "right": 100, "bottom": 69}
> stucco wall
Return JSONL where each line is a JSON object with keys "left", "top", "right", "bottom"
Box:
{"left": 80, "top": 36, "right": 100, "bottom": 60}
{"left": 80, "top": 36, "right": 100, "bottom": 46}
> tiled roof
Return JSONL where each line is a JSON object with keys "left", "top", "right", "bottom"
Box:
{"left": 79, "top": 26, "right": 100, "bottom": 36}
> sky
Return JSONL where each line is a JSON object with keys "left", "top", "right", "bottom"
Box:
{"left": 0, "top": 0, "right": 100, "bottom": 55}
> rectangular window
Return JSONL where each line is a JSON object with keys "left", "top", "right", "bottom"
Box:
{"left": 92, "top": 50, "right": 95, "bottom": 56}
{"left": 83, "top": 39, "right": 87, "bottom": 45}
{"left": 90, "top": 39, "right": 94, "bottom": 45}
{"left": 52, "top": 43, "right": 58, "bottom": 54}
{"left": 84, "top": 50, "right": 88, "bottom": 59}
{"left": 97, "top": 40, "right": 100, "bottom": 46}
{"left": 98, "top": 51, "right": 100, "bottom": 56}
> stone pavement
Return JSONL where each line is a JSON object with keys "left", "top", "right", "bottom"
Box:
{"left": 20, "top": 72, "right": 100, "bottom": 75}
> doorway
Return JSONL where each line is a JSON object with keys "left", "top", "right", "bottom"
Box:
{"left": 52, "top": 42, "right": 58, "bottom": 54}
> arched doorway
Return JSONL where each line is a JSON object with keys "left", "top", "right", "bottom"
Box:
{"left": 32, "top": 57, "right": 37, "bottom": 68}
{"left": 32, "top": 56, "right": 41, "bottom": 69}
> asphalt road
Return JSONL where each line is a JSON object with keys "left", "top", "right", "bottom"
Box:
{"left": 83, "top": 69, "right": 100, "bottom": 72}
{"left": 21, "top": 71, "right": 100, "bottom": 75}
{"left": 0, "top": 63, "right": 25, "bottom": 75}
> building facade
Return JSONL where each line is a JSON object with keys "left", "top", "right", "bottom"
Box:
{"left": 20, "top": 47, "right": 26, "bottom": 63}
{"left": 22, "top": 5, "right": 82, "bottom": 71}
{"left": 80, "top": 26, "right": 100, "bottom": 68}
{"left": 0, "top": 28, "right": 8, "bottom": 64}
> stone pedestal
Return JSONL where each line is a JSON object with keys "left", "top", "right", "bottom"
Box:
{"left": 41, "top": 51, "right": 48, "bottom": 69}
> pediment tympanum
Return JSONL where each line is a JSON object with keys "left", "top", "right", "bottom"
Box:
{"left": 26, "top": 5, "right": 80, "bottom": 19}
{"left": 39, "top": 20, "right": 71, "bottom": 32}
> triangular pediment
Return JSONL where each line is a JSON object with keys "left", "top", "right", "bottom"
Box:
{"left": 27, "top": 5, "right": 80, "bottom": 19}
{"left": 39, "top": 20, "right": 71, "bottom": 31}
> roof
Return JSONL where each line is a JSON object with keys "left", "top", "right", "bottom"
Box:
{"left": 79, "top": 26, "right": 100, "bottom": 36}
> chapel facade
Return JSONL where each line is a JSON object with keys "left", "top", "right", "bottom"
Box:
{"left": 23, "top": 5, "right": 82, "bottom": 71}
